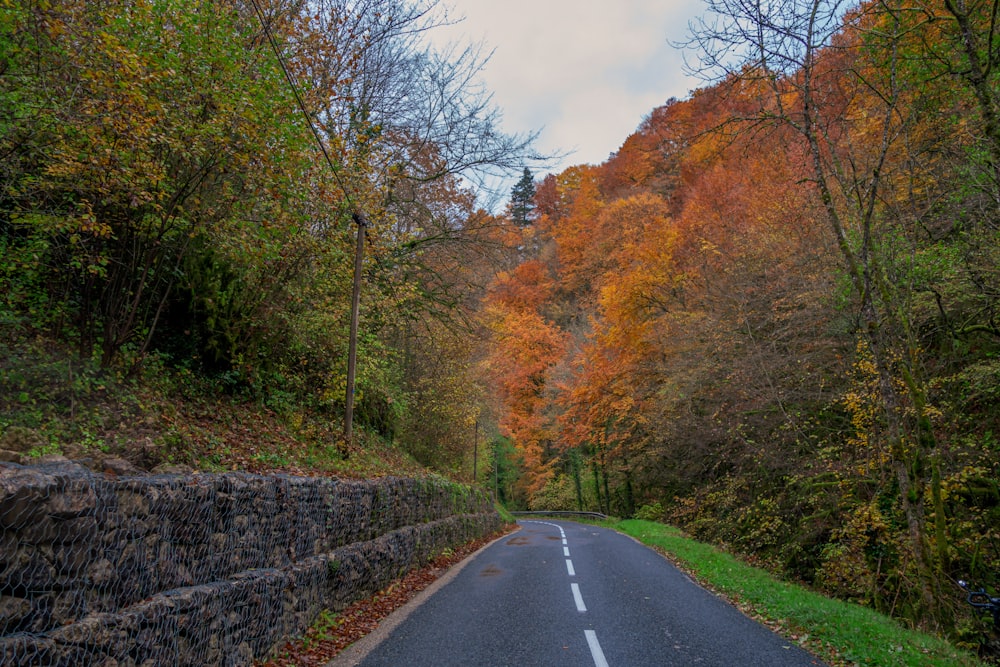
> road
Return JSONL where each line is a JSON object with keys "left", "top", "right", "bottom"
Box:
{"left": 330, "top": 520, "right": 826, "bottom": 667}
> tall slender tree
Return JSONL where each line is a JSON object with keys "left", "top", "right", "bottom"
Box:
{"left": 508, "top": 167, "right": 537, "bottom": 226}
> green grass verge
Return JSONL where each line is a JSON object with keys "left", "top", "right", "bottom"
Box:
{"left": 607, "top": 519, "right": 983, "bottom": 667}
{"left": 495, "top": 503, "right": 517, "bottom": 524}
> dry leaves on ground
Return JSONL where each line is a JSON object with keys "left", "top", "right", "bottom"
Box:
{"left": 259, "top": 526, "right": 515, "bottom": 667}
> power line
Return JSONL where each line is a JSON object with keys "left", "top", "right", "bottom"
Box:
{"left": 247, "top": 0, "right": 355, "bottom": 213}
{"left": 248, "top": 0, "right": 367, "bottom": 443}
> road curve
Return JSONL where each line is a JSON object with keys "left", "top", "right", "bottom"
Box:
{"left": 329, "top": 520, "right": 826, "bottom": 667}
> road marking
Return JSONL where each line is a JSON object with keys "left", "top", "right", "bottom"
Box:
{"left": 563, "top": 546, "right": 571, "bottom": 557}
{"left": 562, "top": 537, "right": 568, "bottom": 545}
{"left": 585, "top": 630, "right": 609, "bottom": 667}
{"left": 571, "top": 583, "right": 587, "bottom": 612}
{"left": 566, "top": 559, "right": 575, "bottom": 576}
{"left": 523, "top": 520, "right": 567, "bottom": 541}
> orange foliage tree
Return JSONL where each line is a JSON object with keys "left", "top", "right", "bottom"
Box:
{"left": 481, "top": 260, "right": 568, "bottom": 502}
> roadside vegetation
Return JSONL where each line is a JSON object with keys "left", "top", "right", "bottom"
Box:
{"left": 0, "top": 327, "right": 429, "bottom": 479}
{"left": 0, "top": 0, "right": 535, "bottom": 480}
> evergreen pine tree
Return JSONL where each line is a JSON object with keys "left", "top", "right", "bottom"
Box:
{"left": 508, "top": 167, "right": 536, "bottom": 226}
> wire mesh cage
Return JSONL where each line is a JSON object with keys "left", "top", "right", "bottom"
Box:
{"left": 0, "top": 461, "right": 501, "bottom": 666}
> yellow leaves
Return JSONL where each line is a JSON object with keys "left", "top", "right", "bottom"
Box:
{"left": 593, "top": 195, "right": 677, "bottom": 356}
{"left": 940, "top": 465, "right": 992, "bottom": 505}
{"left": 842, "top": 338, "right": 885, "bottom": 467}
{"left": 13, "top": 205, "right": 111, "bottom": 242}
{"left": 817, "top": 499, "right": 898, "bottom": 602}
{"left": 919, "top": 402, "right": 944, "bottom": 424}
{"left": 73, "top": 205, "right": 112, "bottom": 239}
{"left": 556, "top": 340, "right": 642, "bottom": 456}
{"left": 698, "top": 237, "right": 720, "bottom": 255}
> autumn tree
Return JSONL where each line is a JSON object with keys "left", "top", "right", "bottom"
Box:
{"left": 0, "top": 0, "right": 543, "bottom": 483}
{"left": 481, "top": 260, "right": 567, "bottom": 504}
{"left": 292, "top": 0, "right": 546, "bottom": 448}
{"left": 0, "top": 0, "right": 333, "bottom": 373}
{"left": 671, "top": 0, "right": 1000, "bottom": 632}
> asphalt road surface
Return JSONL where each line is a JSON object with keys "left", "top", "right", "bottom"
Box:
{"left": 331, "top": 520, "right": 826, "bottom": 667}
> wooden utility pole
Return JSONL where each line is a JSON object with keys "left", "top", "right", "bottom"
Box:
{"left": 344, "top": 211, "right": 367, "bottom": 442}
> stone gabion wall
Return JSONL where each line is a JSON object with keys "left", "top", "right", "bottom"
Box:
{"left": 0, "top": 461, "right": 503, "bottom": 666}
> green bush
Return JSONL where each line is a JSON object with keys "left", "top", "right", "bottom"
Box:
{"left": 634, "top": 502, "right": 665, "bottom": 522}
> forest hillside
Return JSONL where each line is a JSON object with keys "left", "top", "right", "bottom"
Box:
{"left": 1, "top": 0, "right": 535, "bottom": 479}
{"left": 476, "top": 0, "right": 1000, "bottom": 644}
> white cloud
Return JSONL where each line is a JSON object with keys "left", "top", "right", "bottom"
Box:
{"left": 430, "top": 0, "right": 702, "bottom": 176}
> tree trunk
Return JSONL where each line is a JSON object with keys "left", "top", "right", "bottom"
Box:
{"left": 592, "top": 458, "right": 604, "bottom": 515}
{"left": 571, "top": 448, "right": 584, "bottom": 511}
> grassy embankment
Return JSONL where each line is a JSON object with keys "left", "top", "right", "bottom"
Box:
{"left": 0, "top": 333, "right": 428, "bottom": 479}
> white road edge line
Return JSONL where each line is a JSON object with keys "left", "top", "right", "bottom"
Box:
{"left": 585, "top": 629, "right": 609, "bottom": 667}
{"left": 563, "top": 546, "right": 571, "bottom": 557}
{"left": 571, "top": 582, "right": 587, "bottom": 612}
{"left": 566, "top": 559, "right": 575, "bottom": 576}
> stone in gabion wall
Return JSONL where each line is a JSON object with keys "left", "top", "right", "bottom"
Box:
{"left": 0, "top": 462, "right": 503, "bottom": 666}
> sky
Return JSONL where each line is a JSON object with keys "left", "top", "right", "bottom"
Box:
{"left": 429, "top": 0, "right": 705, "bottom": 186}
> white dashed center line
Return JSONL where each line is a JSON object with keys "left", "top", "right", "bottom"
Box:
{"left": 585, "top": 630, "right": 609, "bottom": 667}
{"left": 524, "top": 521, "right": 607, "bottom": 665}
{"left": 571, "top": 582, "right": 587, "bottom": 612}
